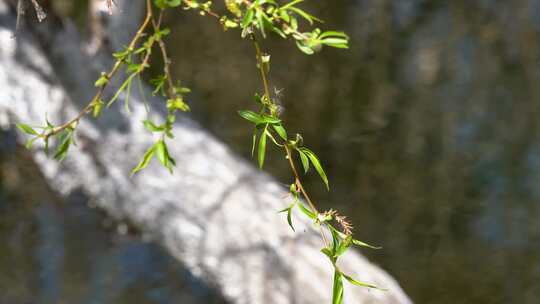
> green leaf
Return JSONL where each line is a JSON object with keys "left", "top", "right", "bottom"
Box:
{"left": 92, "top": 99, "right": 105, "bottom": 118}
{"left": 297, "top": 202, "right": 316, "bottom": 219}
{"left": 321, "top": 247, "right": 334, "bottom": 260}
{"left": 125, "top": 73, "right": 133, "bottom": 114}
{"left": 281, "top": 0, "right": 305, "bottom": 10}
{"left": 335, "top": 235, "right": 353, "bottom": 257}
{"left": 327, "top": 225, "right": 382, "bottom": 250}
{"left": 156, "top": 140, "right": 170, "bottom": 170}
{"left": 287, "top": 7, "right": 321, "bottom": 25}
{"left": 131, "top": 145, "right": 156, "bottom": 175}
{"left": 352, "top": 238, "right": 382, "bottom": 250}
{"left": 155, "top": 27, "right": 171, "bottom": 40}
{"left": 225, "top": 0, "right": 242, "bottom": 17}
{"left": 112, "top": 48, "right": 132, "bottom": 61}
{"left": 167, "top": 97, "right": 190, "bottom": 112}
{"left": 143, "top": 120, "right": 165, "bottom": 132}
{"left": 318, "top": 31, "right": 349, "bottom": 39}
{"left": 24, "top": 137, "right": 39, "bottom": 149}
{"left": 239, "top": 110, "right": 262, "bottom": 124}
{"left": 279, "top": 9, "right": 290, "bottom": 23}
{"left": 107, "top": 73, "right": 136, "bottom": 107}
{"left": 253, "top": 93, "right": 263, "bottom": 104}
{"left": 264, "top": 128, "right": 281, "bottom": 146}
{"left": 258, "top": 127, "right": 267, "bottom": 168}
{"left": 44, "top": 137, "right": 50, "bottom": 155}
{"left": 260, "top": 114, "right": 282, "bottom": 124}
{"left": 342, "top": 273, "right": 379, "bottom": 289}
{"left": 256, "top": 12, "right": 267, "bottom": 38}
{"left": 300, "top": 148, "right": 329, "bottom": 190}
{"left": 154, "top": 0, "right": 182, "bottom": 9}
{"left": 272, "top": 124, "right": 287, "bottom": 140}
{"left": 16, "top": 123, "right": 39, "bottom": 136}
{"left": 54, "top": 130, "right": 73, "bottom": 161}
{"left": 94, "top": 73, "right": 109, "bottom": 87}
{"left": 332, "top": 270, "right": 344, "bottom": 304}
{"left": 238, "top": 110, "right": 281, "bottom": 125}
{"left": 223, "top": 18, "right": 239, "bottom": 29}
{"left": 320, "top": 38, "right": 348, "bottom": 45}
{"left": 241, "top": 8, "right": 255, "bottom": 28}
{"left": 278, "top": 203, "right": 295, "bottom": 232}
{"left": 297, "top": 149, "right": 309, "bottom": 173}
{"left": 150, "top": 75, "right": 167, "bottom": 96}
{"left": 286, "top": 207, "right": 294, "bottom": 231}
{"left": 330, "top": 226, "right": 340, "bottom": 253}
{"left": 251, "top": 129, "right": 258, "bottom": 157}
{"left": 295, "top": 40, "right": 315, "bottom": 55}
{"left": 174, "top": 85, "right": 191, "bottom": 94}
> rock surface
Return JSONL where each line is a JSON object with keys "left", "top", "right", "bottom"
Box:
{"left": 0, "top": 1, "right": 412, "bottom": 303}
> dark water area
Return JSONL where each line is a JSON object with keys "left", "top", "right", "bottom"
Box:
{"left": 158, "top": 0, "right": 540, "bottom": 303}
{"left": 0, "top": 132, "right": 227, "bottom": 304}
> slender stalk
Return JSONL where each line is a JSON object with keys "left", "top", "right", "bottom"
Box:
{"left": 152, "top": 11, "right": 177, "bottom": 99}
{"left": 251, "top": 34, "right": 271, "bottom": 100}
{"left": 284, "top": 144, "right": 329, "bottom": 246}
{"left": 244, "top": 14, "right": 330, "bottom": 247}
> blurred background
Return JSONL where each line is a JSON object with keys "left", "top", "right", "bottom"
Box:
{"left": 3, "top": 0, "right": 540, "bottom": 303}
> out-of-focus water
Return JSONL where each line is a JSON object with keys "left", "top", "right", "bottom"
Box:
{"left": 0, "top": 131, "right": 228, "bottom": 304}
{"left": 159, "top": 0, "right": 540, "bottom": 303}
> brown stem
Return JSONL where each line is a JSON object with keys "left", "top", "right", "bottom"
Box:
{"left": 152, "top": 11, "right": 176, "bottom": 99}
{"left": 250, "top": 34, "right": 271, "bottom": 100}
{"left": 284, "top": 144, "right": 329, "bottom": 247}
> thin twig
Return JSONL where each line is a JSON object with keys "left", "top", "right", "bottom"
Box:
{"left": 285, "top": 145, "right": 329, "bottom": 247}
{"left": 250, "top": 34, "right": 271, "bottom": 100}
{"left": 152, "top": 11, "right": 176, "bottom": 99}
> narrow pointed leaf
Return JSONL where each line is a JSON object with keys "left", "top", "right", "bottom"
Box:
{"left": 321, "top": 247, "right": 333, "bottom": 260}
{"left": 297, "top": 202, "right": 316, "bottom": 219}
{"left": 25, "top": 137, "right": 39, "bottom": 149}
{"left": 54, "top": 131, "right": 73, "bottom": 161}
{"left": 260, "top": 114, "right": 281, "bottom": 124}
{"left": 281, "top": 0, "right": 304, "bottom": 10}
{"left": 352, "top": 238, "right": 382, "bottom": 250}
{"left": 301, "top": 148, "right": 329, "bottom": 190}
{"left": 251, "top": 129, "right": 258, "bottom": 157}
{"left": 131, "top": 145, "right": 156, "bottom": 175}
{"left": 258, "top": 128, "right": 267, "bottom": 168}
{"left": 297, "top": 149, "right": 309, "bottom": 173}
{"left": 319, "top": 31, "right": 349, "bottom": 39}
{"left": 239, "top": 110, "right": 262, "bottom": 124}
{"left": 156, "top": 140, "right": 170, "bottom": 170}
{"left": 287, "top": 207, "right": 295, "bottom": 231}
{"left": 272, "top": 124, "right": 287, "bottom": 140}
{"left": 16, "top": 123, "right": 39, "bottom": 136}
{"left": 279, "top": 204, "right": 295, "bottom": 232}
{"left": 241, "top": 8, "right": 254, "bottom": 28}
{"left": 342, "top": 273, "right": 380, "bottom": 289}
{"left": 143, "top": 120, "right": 164, "bottom": 132}
{"left": 335, "top": 235, "right": 353, "bottom": 257}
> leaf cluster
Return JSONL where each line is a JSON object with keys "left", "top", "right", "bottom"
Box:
{"left": 221, "top": 0, "right": 350, "bottom": 54}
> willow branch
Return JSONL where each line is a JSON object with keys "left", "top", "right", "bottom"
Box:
{"left": 284, "top": 144, "right": 329, "bottom": 246}
{"left": 250, "top": 34, "right": 271, "bottom": 100}
{"left": 152, "top": 11, "right": 176, "bottom": 99}
{"left": 43, "top": 0, "right": 154, "bottom": 139}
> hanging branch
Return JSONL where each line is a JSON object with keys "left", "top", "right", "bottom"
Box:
{"left": 15, "top": 1, "right": 381, "bottom": 302}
